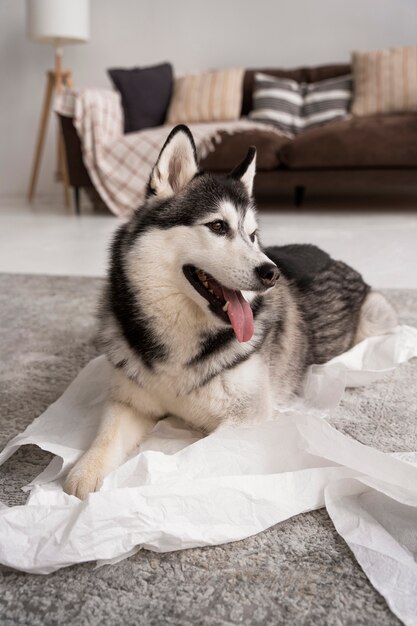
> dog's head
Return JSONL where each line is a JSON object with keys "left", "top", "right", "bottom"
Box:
{"left": 127, "top": 125, "right": 279, "bottom": 343}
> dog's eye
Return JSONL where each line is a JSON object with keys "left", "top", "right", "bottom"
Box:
{"left": 206, "top": 220, "right": 229, "bottom": 235}
{"left": 250, "top": 230, "right": 257, "bottom": 243}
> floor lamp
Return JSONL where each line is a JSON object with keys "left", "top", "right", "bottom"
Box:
{"left": 26, "top": 0, "right": 90, "bottom": 209}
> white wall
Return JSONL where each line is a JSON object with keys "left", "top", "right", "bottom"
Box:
{"left": 1, "top": 0, "right": 416, "bottom": 197}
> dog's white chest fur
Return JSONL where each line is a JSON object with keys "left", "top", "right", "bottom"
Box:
{"left": 112, "top": 348, "right": 273, "bottom": 434}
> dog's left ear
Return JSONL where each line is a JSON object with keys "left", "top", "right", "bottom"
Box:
{"left": 229, "top": 146, "right": 257, "bottom": 196}
{"left": 148, "top": 125, "right": 199, "bottom": 199}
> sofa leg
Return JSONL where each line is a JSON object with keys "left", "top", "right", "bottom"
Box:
{"left": 73, "top": 187, "right": 81, "bottom": 215}
{"left": 294, "top": 185, "right": 305, "bottom": 207}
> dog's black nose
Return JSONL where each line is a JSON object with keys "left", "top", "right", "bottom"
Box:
{"left": 256, "top": 263, "right": 280, "bottom": 287}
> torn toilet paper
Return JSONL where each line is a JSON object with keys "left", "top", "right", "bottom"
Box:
{"left": 0, "top": 325, "right": 417, "bottom": 626}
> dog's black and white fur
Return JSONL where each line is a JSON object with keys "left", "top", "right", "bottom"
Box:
{"left": 65, "top": 125, "right": 397, "bottom": 499}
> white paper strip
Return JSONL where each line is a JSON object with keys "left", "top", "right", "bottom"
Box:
{"left": 325, "top": 479, "right": 417, "bottom": 626}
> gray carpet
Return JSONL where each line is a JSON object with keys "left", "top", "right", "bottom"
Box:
{"left": 1, "top": 273, "right": 416, "bottom": 626}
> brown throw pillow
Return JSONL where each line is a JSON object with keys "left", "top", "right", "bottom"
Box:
{"left": 201, "top": 129, "right": 289, "bottom": 172}
{"left": 352, "top": 45, "right": 417, "bottom": 116}
{"left": 166, "top": 68, "right": 244, "bottom": 124}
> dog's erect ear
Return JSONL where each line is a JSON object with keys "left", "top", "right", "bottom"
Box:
{"left": 228, "top": 146, "right": 257, "bottom": 196}
{"left": 148, "top": 125, "right": 199, "bottom": 199}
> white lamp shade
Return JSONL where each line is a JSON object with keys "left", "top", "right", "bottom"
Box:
{"left": 27, "top": 0, "right": 90, "bottom": 45}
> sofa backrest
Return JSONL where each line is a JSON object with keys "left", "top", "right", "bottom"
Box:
{"left": 241, "top": 64, "right": 351, "bottom": 116}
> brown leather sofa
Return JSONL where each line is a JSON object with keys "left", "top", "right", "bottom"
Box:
{"left": 60, "top": 64, "right": 417, "bottom": 213}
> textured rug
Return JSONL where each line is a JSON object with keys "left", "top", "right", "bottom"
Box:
{"left": 0, "top": 273, "right": 416, "bottom": 626}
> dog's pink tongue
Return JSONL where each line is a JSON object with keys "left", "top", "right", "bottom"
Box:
{"left": 221, "top": 286, "right": 254, "bottom": 342}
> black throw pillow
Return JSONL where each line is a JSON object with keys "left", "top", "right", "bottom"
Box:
{"left": 108, "top": 63, "right": 173, "bottom": 134}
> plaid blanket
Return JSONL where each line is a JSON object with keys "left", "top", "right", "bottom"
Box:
{"left": 57, "top": 89, "right": 290, "bottom": 218}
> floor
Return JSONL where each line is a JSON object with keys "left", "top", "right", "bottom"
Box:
{"left": 0, "top": 193, "right": 416, "bottom": 289}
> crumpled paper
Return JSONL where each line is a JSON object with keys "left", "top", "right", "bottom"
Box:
{"left": 1, "top": 326, "right": 417, "bottom": 625}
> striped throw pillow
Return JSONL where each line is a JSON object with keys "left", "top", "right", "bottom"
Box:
{"left": 249, "top": 72, "right": 352, "bottom": 135}
{"left": 166, "top": 68, "right": 244, "bottom": 124}
{"left": 352, "top": 45, "right": 417, "bottom": 116}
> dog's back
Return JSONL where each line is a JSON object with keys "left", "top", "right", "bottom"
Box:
{"left": 266, "top": 243, "right": 396, "bottom": 367}
{"left": 266, "top": 244, "right": 369, "bottom": 365}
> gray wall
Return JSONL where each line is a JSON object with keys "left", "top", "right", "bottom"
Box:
{"left": 1, "top": 0, "right": 416, "bottom": 197}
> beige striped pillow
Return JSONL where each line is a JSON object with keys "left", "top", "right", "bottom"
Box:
{"left": 166, "top": 68, "right": 244, "bottom": 124}
{"left": 352, "top": 45, "right": 417, "bottom": 116}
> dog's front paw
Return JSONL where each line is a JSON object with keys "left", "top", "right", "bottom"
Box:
{"left": 64, "top": 455, "right": 107, "bottom": 500}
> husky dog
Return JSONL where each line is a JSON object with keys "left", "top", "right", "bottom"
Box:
{"left": 65, "top": 125, "right": 397, "bottom": 499}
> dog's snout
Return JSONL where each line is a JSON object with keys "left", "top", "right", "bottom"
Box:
{"left": 255, "top": 263, "right": 280, "bottom": 287}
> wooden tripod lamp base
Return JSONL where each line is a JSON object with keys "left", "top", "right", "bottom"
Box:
{"left": 26, "top": 0, "right": 90, "bottom": 210}
{"left": 27, "top": 49, "right": 73, "bottom": 208}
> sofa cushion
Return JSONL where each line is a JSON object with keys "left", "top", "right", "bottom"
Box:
{"left": 241, "top": 64, "right": 351, "bottom": 116}
{"left": 167, "top": 68, "right": 244, "bottom": 124}
{"left": 200, "top": 129, "right": 289, "bottom": 172}
{"left": 249, "top": 72, "right": 352, "bottom": 135}
{"left": 352, "top": 45, "right": 417, "bottom": 116}
{"left": 108, "top": 63, "right": 173, "bottom": 133}
{"left": 280, "top": 114, "right": 417, "bottom": 168}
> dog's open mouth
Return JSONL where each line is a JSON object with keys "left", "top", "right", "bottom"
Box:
{"left": 183, "top": 265, "right": 254, "bottom": 342}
